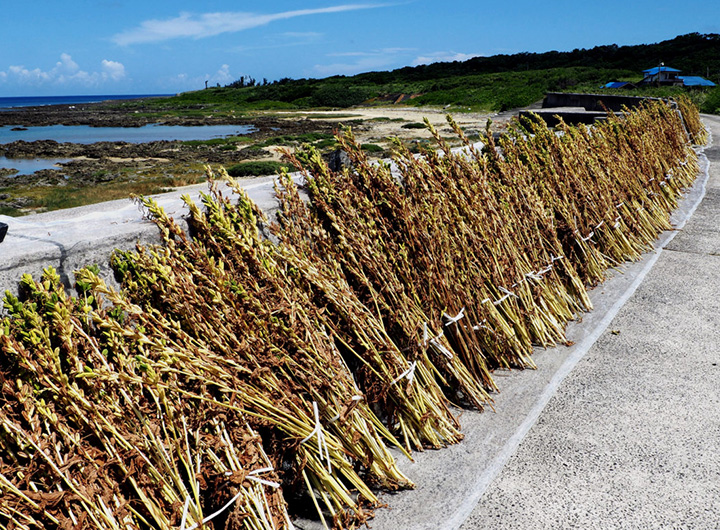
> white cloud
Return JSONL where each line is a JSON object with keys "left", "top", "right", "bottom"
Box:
{"left": 0, "top": 54, "right": 126, "bottom": 88}
{"left": 56, "top": 53, "right": 80, "bottom": 75}
{"left": 113, "top": 4, "right": 387, "bottom": 45}
{"left": 314, "top": 48, "right": 414, "bottom": 76}
{"left": 412, "top": 51, "right": 483, "bottom": 66}
{"left": 102, "top": 59, "right": 126, "bottom": 81}
{"left": 163, "top": 64, "right": 239, "bottom": 91}
{"left": 214, "top": 64, "right": 234, "bottom": 84}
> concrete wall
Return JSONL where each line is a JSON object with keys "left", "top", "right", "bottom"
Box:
{"left": 542, "top": 92, "right": 663, "bottom": 112}
{"left": 0, "top": 175, "right": 283, "bottom": 302}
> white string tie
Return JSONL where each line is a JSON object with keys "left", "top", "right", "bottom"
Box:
{"left": 481, "top": 297, "right": 491, "bottom": 304}
{"left": 443, "top": 307, "right": 466, "bottom": 326}
{"left": 180, "top": 496, "right": 191, "bottom": 530}
{"left": 300, "top": 402, "right": 332, "bottom": 473}
{"left": 580, "top": 231, "right": 594, "bottom": 242}
{"left": 595, "top": 220, "right": 604, "bottom": 230}
{"left": 551, "top": 255, "right": 564, "bottom": 263}
{"left": 494, "top": 294, "right": 512, "bottom": 306}
{"left": 430, "top": 335, "right": 455, "bottom": 359}
{"left": 499, "top": 286, "right": 518, "bottom": 298}
{"left": 183, "top": 492, "right": 243, "bottom": 530}
{"left": 525, "top": 270, "right": 543, "bottom": 281}
{"left": 472, "top": 319, "right": 490, "bottom": 331}
{"left": 246, "top": 467, "right": 281, "bottom": 489}
{"left": 423, "top": 322, "right": 451, "bottom": 357}
{"left": 537, "top": 263, "right": 554, "bottom": 276}
{"left": 616, "top": 201, "right": 624, "bottom": 209}
{"left": 391, "top": 361, "right": 417, "bottom": 386}
{"left": 494, "top": 287, "right": 516, "bottom": 306}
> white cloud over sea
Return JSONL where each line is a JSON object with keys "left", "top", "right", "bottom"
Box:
{"left": 112, "top": 4, "right": 388, "bottom": 45}
{"left": 0, "top": 54, "right": 126, "bottom": 88}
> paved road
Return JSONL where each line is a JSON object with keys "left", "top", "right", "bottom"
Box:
{"left": 365, "top": 117, "right": 720, "bottom": 529}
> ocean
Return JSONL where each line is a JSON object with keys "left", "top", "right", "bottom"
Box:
{"left": 0, "top": 94, "right": 172, "bottom": 109}
{"left": 0, "top": 93, "right": 252, "bottom": 175}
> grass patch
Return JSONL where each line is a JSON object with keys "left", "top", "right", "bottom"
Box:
{"left": 1, "top": 164, "right": 209, "bottom": 215}
{"left": 0, "top": 205, "right": 20, "bottom": 216}
{"left": 361, "top": 143, "right": 384, "bottom": 152}
{"left": 225, "top": 161, "right": 291, "bottom": 177}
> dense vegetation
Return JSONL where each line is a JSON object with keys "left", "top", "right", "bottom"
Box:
{"left": 135, "top": 33, "right": 720, "bottom": 113}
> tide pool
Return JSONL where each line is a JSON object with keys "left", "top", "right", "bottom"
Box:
{"left": 0, "top": 123, "right": 255, "bottom": 145}
{"left": 0, "top": 156, "right": 71, "bottom": 176}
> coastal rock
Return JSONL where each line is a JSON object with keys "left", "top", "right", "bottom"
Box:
{"left": 323, "top": 149, "right": 352, "bottom": 171}
{"left": 0, "top": 196, "right": 32, "bottom": 210}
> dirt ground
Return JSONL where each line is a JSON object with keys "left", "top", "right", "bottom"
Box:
{"left": 284, "top": 106, "right": 505, "bottom": 141}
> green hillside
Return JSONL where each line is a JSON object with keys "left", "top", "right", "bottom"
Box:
{"left": 140, "top": 33, "right": 720, "bottom": 114}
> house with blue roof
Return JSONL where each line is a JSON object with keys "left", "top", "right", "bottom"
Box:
{"left": 640, "top": 65, "right": 715, "bottom": 88}
{"left": 641, "top": 65, "right": 683, "bottom": 85}
{"left": 605, "top": 65, "right": 715, "bottom": 90}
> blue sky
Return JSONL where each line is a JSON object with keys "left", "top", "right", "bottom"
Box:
{"left": 1, "top": 0, "right": 718, "bottom": 96}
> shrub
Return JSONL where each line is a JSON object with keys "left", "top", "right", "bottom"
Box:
{"left": 361, "top": 143, "right": 384, "bottom": 152}
{"left": 311, "top": 85, "right": 372, "bottom": 108}
{"left": 401, "top": 122, "right": 427, "bottom": 129}
{"left": 700, "top": 87, "right": 720, "bottom": 114}
{"left": 225, "top": 161, "right": 290, "bottom": 177}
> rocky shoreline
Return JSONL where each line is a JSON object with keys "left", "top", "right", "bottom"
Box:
{"left": 0, "top": 99, "right": 340, "bottom": 214}
{"left": 0, "top": 97, "right": 504, "bottom": 215}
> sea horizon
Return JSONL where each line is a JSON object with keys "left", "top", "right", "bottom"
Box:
{"left": 0, "top": 94, "right": 174, "bottom": 109}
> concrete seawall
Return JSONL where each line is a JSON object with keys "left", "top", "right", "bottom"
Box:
{"left": 542, "top": 92, "right": 663, "bottom": 112}
{"left": 0, "top": 175, "right": 284, "bottom": 301}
